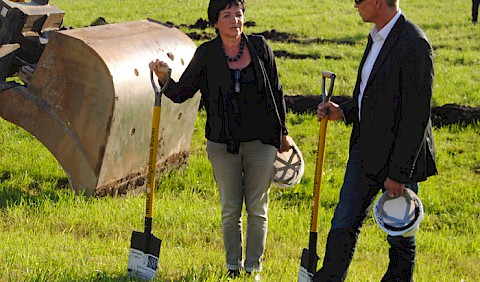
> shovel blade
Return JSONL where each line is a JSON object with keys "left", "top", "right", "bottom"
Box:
{"left": 128, "top": 231, "right": 162, "bottom": 280}
{"left": 298, "top": 266, "right": 314, "bottom": 282}
{"left": 298, "top": 248, "right": 318, "bottom": 282}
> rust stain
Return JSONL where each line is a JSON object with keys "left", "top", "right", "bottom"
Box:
{"left": 94, "top": 150, "right": 190, "bottom": 197}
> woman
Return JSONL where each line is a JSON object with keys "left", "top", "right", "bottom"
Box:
{"left": 149, "top": 0, "right": 290, "bottom": 279}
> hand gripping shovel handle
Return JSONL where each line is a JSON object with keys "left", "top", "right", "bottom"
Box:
{"left": 299, "top": 70, "right": 336, "bottom": 282}
{"left": 150, "top": 66, "right": 172, "bottom": 107}
{"left": 127, "top": 68, "right": 171, "bottom": 280}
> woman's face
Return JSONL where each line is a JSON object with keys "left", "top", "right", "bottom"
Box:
{"left": 214, "top": 5, "right": 244, "bottom": 38}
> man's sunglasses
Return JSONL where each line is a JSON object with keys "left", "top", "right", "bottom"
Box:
{"left": 355, "top": 0, "right": 365, "bottom": 4}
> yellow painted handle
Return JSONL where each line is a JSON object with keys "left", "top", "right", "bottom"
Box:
{"left": 309, "top": 115, "right": 328, "bottom": 233}
{"left": 145, "top": 105, "right": 161, "bottom": 218}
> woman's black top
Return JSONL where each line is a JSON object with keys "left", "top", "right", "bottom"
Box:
{"left": 163, "top": 34, "right": 288, "bottom": 154}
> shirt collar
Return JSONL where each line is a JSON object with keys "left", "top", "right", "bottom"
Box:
{"left": 370, "top": 9, "right": 402, "bottom": 41}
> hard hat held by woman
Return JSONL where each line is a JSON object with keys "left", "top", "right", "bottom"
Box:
{"left": 271, "top": 135, "right": 305, "bottom": 188}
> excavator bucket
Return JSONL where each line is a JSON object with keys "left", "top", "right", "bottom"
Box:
{"left": 0, "top": 19, "right": 200, "bottom": 196}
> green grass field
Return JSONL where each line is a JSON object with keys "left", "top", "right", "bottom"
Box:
{"left": 1, "top": 0, "right": 479, "bottom": 281}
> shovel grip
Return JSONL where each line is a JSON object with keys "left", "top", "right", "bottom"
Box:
{"left": 321, "top": 70, "right": 335, "bottom": 78}
{"left": 150, "top": 68, "right": 172, "bottom": 106}
{"left": 321, "top": 70, "right": 336, "bottom": 103}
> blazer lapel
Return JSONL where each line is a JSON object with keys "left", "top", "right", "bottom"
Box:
{"left": 354, "top": 34, "right": 374, "bottom": 98}
{"left": 359, "top": 34, "right": 374, "bottom": 76}
{"left": 367, "top": 15, "right": 406, "bottom": 85}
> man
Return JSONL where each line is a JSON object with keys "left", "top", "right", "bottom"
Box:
{"left": 314, "top": 0, "right": 437, "bottom": 281}
{"left": 473, "top": 0, "right": 479, "bottom": 23}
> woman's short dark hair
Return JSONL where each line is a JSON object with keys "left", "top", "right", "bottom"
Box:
{"left": 208, "top": 0, "right": 246, "bottom": 26}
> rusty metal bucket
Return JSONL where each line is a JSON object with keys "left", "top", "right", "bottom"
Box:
{"left": 0, "top": 19, "right": 200, "bottom": 196}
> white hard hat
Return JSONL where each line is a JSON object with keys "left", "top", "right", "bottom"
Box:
{"left": 373, "top": 188, "right": 424, "bottom": 237}
{"left": 271, "top": 136, "right": 305, "bottom": 188}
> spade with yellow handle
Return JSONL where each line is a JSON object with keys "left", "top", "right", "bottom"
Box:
{"left": 127, "top": 67, "right": 171, "bottom": 280}
{"left": 298, "top": 70, "right": 336, "bottom": 282}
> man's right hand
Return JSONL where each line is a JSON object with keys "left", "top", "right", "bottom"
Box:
{"left": 316, "top": 101, "right": 344, "bottom": 122}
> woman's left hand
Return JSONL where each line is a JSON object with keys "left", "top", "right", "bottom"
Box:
{"left": 279, "top": 135, "right": 291, "bottom": 153}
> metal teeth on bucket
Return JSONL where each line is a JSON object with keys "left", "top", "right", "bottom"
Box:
{"left": 0, "top": 19, "right": 200, "bottom": 196}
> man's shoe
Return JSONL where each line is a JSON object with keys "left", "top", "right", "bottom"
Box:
{"left": 227, "top": 269, "right": 240, "bottom": 279}
{"left": 246, "top": 271, "right": 261, "bottom": 281}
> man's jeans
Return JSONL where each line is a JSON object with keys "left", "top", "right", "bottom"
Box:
{"left": 315, "top": 142, "right": 418, "bottom": 282}
{"left": 473, "top": 0, "right": 480, "bottom": 22}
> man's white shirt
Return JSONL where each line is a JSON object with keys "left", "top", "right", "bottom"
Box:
{"left": 358, "top": 10, "right": 402, "bottom": 121}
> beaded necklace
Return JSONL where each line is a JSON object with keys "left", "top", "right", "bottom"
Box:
{"left": 223, "top": 37, "right": 244, "bottom": 62}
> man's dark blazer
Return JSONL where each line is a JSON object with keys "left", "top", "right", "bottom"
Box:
{"left": 340, "top": 14, "right": 437, "bottom": 184}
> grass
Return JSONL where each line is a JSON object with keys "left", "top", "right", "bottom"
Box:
{"left": 1, "top": 0, "right": 479, "bottom": 281}
{"left": 1, "top": 113, "right": 479, "bottom": 282}
{"left": 50, "top": 0, "right": 480, "bottom": 105}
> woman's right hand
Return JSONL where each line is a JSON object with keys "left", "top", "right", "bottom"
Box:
{"left": 148, "top": 59, "right": 170, "bottom": 86}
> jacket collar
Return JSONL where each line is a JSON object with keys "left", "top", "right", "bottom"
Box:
{"left": 367, "top": 14, "right": 406, "bottom": 85}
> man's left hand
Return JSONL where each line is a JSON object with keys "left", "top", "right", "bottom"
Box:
{"left": 384, "top": 177, "right": 405, "bottom": 197}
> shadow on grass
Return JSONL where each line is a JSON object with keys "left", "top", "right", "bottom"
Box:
{"left": 0, "top": 169, "right": 72, "bottom": 209}
{"left": 34, "top": 268, "right": 233, "bottom": 282}
{"left": 271, "top": 187, "right": 338, "bottom": 210}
